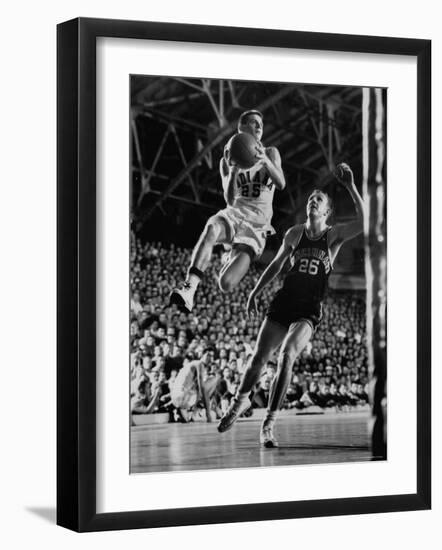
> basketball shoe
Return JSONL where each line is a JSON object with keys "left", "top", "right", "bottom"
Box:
{"left": 217, "top": 396, "right": 251, "bottom": 433}
{"left": 260, "top": 421, "right": 279, "bottom": 448}
{"left": 169, "top": 282, "right": 194, "bottom": 313}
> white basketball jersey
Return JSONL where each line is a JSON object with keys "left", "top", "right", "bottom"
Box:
{"left": 170, "top": 362, "right": 199, "bottom": 409}
{"left": 173, "top": 362, "right": 198, "bottom": 395}
{"left": 231, "top": 160, "right": 275, "bottom": 226}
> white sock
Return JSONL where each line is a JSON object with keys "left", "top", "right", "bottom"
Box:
{"left": 187, "top": 273, "right": 201, "bottom": 289}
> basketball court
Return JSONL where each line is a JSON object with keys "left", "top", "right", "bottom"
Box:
{"left": 128, "top": 82, "right": 388, "bottom": 470}
{"left": 130, "top": 410, "right": 371, "bottom": 474}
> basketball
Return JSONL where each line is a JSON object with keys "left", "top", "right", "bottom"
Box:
{"left": 228, "top": 132, "right": 259, "bottom": 169}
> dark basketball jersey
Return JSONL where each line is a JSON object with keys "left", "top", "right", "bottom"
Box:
{"left": 281, "top": 226, "right": 332, "bottom": 306}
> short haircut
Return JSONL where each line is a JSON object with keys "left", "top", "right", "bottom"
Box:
{"left": 238, "top": 110, "right": 263, "bottom": 129}
{"left": 310, "top": 189, "right": 334, "bottom": 218}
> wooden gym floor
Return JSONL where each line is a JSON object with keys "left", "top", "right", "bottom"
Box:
{"left": 130, "top": 410, "right": 372, "bottom": 474}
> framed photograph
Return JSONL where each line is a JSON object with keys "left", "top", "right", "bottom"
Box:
{"left": 57, "top": 17, "right": 431, "bottom": 532}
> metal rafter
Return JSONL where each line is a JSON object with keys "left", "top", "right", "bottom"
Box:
{"left": 301, "top": 86, "right": 362, "bottom": 113}
{"left": 133, "top": 77, "right": 166, "bottom": 104}
{"left": 142, "top": 91, "right": 205, "bottom": 108}
{"left": 140, "top": 109, "right": 207, "bottom": 134}
{"left": 298, "top": 88, "right": 333, "bottom": 171}
{"left": 172, "top": 77, "right": 206, "bottom": 93}
{"left": 131, "top": 115, "right": 145, "bottom": 181}
{"left": 130, "top": 76, "right": 363, "bottom": 231}
{"left": 137, "top": 125, "right": 171, "bottom": 207}
{"left": 146, "top": 189, "right": 217, "bottom": 209}
{"left": 138, "top": 84, "right": 299, "bottom": 226}
{"left": 202, "top": 79, "right": 224, "bottom": 126}
{"left": 227, "top": 80, "right": 240, "bottom": 108}
{"left": 170, "top": 125, "right": 200, "bottom": 203}
{"left": 132, "top": 166, "right": 169, "bottom": 181}
{"left": 219, "top": 80, "right": 224, "bottom": 122}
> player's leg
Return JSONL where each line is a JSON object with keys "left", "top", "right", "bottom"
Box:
{"left": 170, "top": 214, "right": 230, "bottom": 311}
{"left": 176, "top": 407, "right": 191, "bottom": 423}
{"left": 189, "top": 216, "right": 228, "bottom": 275}
{"left": 203, "top": 375, "right": 221, "bottom": 399}
{"left": 170, "top": 393, "right": 189, "bottom": 423}
{"left": 201, "top": 375, "right": 221, "bottom": 421}
{"left": 260, "top": 320, "right": 313, "bottom": 448}
{"left": 218, "top": 224, "right": 265, "bottom": 293}
{"left": 177, "top": 387, "right": 200, "bottom": 422}
{"left": 218, "top": 247, "right": 251, "bottom": 293}
{"left": 217, "top": 318, "right": 286, "bottom": 432}
{"left": 238, "top": 318, "right": 287, "bottom": 395}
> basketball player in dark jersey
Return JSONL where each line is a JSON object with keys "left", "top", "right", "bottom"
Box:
{"left": 170, "top": 110, "right": 285, "bottom": 313}
{"left": 218, "top": 163, "right": 364, "bottom": 447}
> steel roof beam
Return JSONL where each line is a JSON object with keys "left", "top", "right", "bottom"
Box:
{"left": 138, "top": 84, "right": 298, "bottom": 225}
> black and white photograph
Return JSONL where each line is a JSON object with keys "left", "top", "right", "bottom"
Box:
{"left": 1, "top": 0, "right": 437, "bottom": 541}
{"left": 129, "top": 76, "right": 387, "bottom": 474}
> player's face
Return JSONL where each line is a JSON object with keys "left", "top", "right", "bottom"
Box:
{"left": 240, "top": 114, "right": 263, "bottom": 141}
{"left": 307, "top": 191, "right": 330, "bottom": 219}
{"left": 262, "top": 377, "right": 271, "bottom": 390}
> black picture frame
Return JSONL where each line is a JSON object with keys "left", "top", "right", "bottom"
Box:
{"left": 57, "top": 17, "right": 431, "bottom": 532}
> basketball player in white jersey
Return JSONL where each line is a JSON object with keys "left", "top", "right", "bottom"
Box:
{"left": 170, "top": 348, "right": 220, "bottom": 422}
{"left": 218, "top": 163, "right": 364, "bottom": 447}
{"left": 170, "top": 110, "right": 286, "bottom": 313}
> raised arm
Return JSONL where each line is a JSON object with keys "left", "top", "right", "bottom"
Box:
{"left": 329, "top": 163, "right": 364, "bottom": 250}
{"left": 255, "top": 145, "right": 286, "bottom": 190}
{"left": 220, "top": 151, "right": 240, "bottom": 206}
{"left": 247, "top": 226, "right": 302, "bottom": 317}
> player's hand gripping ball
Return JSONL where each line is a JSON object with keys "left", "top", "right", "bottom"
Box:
{"left": 227, "top": 132, "right": 260, "bottom": 169}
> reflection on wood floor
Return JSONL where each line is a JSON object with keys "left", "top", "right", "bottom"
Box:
{"left": 130, "top": 410, "right": 372, "bottom": 474}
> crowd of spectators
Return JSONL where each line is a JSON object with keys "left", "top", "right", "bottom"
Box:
{"left": 130, "top": 235, "right": 370, "bottom": 419}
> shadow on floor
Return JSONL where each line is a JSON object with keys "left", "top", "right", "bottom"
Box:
{"left": 26, "top": 507, "right": 56, "bottom": 524}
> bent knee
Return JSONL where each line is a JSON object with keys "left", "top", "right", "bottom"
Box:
{"left": 218, "top": 272, "right": 236, "bottom": 293}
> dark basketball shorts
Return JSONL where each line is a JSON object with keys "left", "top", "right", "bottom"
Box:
{"left": 266, "top": 294, "right": 322, "bottom": 332}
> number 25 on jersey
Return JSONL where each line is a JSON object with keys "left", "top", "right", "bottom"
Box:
{"left": 241, "top": 183, "right": 260, "bottom": 198}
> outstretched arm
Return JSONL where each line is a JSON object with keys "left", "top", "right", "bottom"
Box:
{"left": 255, "top": 145, "right": 286, "bottom": 190}
{"left": 247, "top": 226, "right": 301, "bottom": 316}
{"left": 329, "top": 163, "right": 364, "bottom": 248}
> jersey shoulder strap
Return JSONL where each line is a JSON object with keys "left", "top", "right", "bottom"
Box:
{"left": 285, "top": 224, "right": 304, "bottom": 248}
